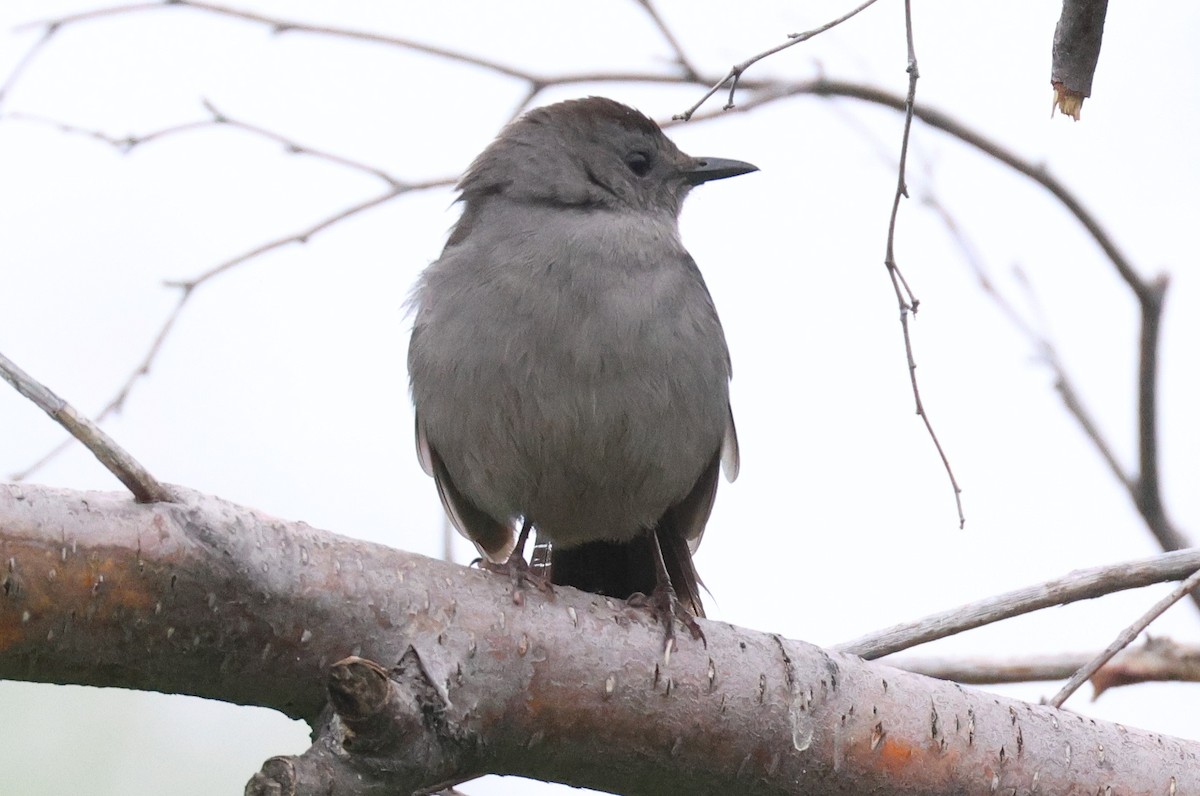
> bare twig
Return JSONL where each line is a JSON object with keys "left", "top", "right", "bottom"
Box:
{"left": 9, "top": 289, "right": 188, "bottom": 482}
{"left": 673, "top": 0, "right": 884, "bottom": 120}
{"left": 8, "top": 188, "right": 421, "bottom": 483}
{"left": 0, "top": 25, "right": 54, "bottom": 108}
{"left": 2, "top": 111, "right": 213, "bottom": 150}
{"left": 3, "top": 103, "right": 456, "bottom": 482}
{"left": 672, "top": 8, "right": 968, "bottom": 529}
{"left": 891, "top": 652, "right": 1092, "bottom": 685}
{"left": 921, "top": 198, "right": 1190, "bottom": 600}
{"left": 5, "top": 87, "right": 791, "bottom": 482}
{"left": 836, "top": 547, "right": 1200, "bottom": 660}
{"left": 8, "top": 182, "right": 445, "bottom": 483}
{"left": 0, "top": 351, "right": 171, "bottom": 503}
{"left": 634, "top": 0, "right": 700, "bottom": 81}
{"left": 934, "top": 207, "right": 1134, "bottom": 496}
{"left": 804, "top": 78, "right": 1188, "bottom": 556}
{"left": 936, "top": 174, "right": 1185, "bottom": 572}
{"left": 4, "top": 185, "right": 445, "bottom": 485}
{"left": 4, "top": 101, "right": 405, "bottom": 187}
{"left": 922, "top": 196, "right": 1137, "bottom": 496}
{"left": 876, "top": 1, "right": 964, "bottom": 528}
{"left": 804, "top": 81, "right": 1147, "bottom": 295}
{"left": 166, "top": 186, "right": 423, "bottom": 289}
{"left": 13, "top": 1, "right": 531, "bottom": 81}
{"left": 891, "top": 637, "right": 1200, "bottom": 696}
{"left": 1049, "top": 565, "right": 1200, "bottom": 707}
{"left": 4, "top": 0, "right": 1181, "bottom": 558}
{"left": 7, "top": 0, "right": 786, "bottom": 104}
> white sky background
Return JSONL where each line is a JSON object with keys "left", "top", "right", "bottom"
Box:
{"left": 1, "top": 2, "right": 1199, "bottom": 793}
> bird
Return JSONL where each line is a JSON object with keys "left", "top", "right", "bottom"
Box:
{"left": 408, "top": 96, "right": 754, "bottom": 651}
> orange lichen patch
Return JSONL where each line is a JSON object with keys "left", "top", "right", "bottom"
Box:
{"left": 58, "top": 556, "right": 156, "bottom": 613}
{"left": 0, "top": 540, "right": 160, "bottom": 651}
{"left": 877, "top": 736, "right": 917, "bottom": 772}
{"left": 843, "top": 726, "right": 963, "bottom": 784}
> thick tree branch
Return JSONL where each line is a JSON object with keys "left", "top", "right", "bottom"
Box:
{"left": 4, "top": 482, "right": 1199, "bottom": 794}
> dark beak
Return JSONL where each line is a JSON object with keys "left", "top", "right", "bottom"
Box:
{"left": 683, "top": 157, "right": 759, "bottom": 185}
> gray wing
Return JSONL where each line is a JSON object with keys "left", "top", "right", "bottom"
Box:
{"left": 416, "top": 413, "right": 514, "bottom": 562}
{"left": 682, "top": 403, "right": 739, "bottom": 555}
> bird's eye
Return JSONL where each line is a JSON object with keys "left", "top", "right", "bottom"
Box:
{"left": 625, "top": 150, "right": 653, "bottom": 177}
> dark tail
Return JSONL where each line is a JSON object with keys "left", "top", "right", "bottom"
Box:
{"left": 548, "top": 522, "right": 706, "bottom": 618}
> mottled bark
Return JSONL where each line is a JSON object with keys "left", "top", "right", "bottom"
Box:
{"left": 2, "top": 483, "right": 1198, "bottom": 794}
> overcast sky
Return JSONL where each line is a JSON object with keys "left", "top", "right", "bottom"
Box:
{"left": 2, "top": 2, "right": 1199, "bottom": 793}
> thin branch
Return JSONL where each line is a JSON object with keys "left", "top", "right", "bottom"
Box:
{"left": 674, "top": 0, "right": 884, "bottom": 120}
{"left": 10, "top": 71, "right": 1187, "bottom": 557}
{"left": 891, "top": 637, "right": 1200, "bottom": 695}
{"left": 961, "top": 249, "right": 1136, "bottom": 494}
{"left": 4, "top": 103, "right": 457, "bottom": 481}
{"left": 7, "top": 187, "right": 428, "bottom": 484}
{"left": 876, "top": 1, "right": 963, "bottom": 528}
{"left": 2, "top": 110, "right": 213, "bottom": 150}
{"left": 166, "top": 186, "right": 423, "bottom": 289}
{"left": 1049, "top": 564, "right": 1200, "bottom": 707}
{"left": 4, "top": 102, "right": 406, "bottom": 187}
{"left": 5, "top": 84, "right": 790, "bottom": 482}
{"left": 4, "top": 4, "right": 1154, "bottom": 315}
{"left": 714, "top": 34, "right": 968, "bottom": 531}
{"left": 804, "top": 77, "right": 1189, "bottom": 555}
{"left": 0, "top": 351, "right": 171, "bottom": 503}
{"left": 920, "top": 193, "right": 1147, "bottom": 521}
{"left": 0, "top": 25, "right": 54, "bottom": 109}
{"left": 1134, "top": 276, "right": 1180, "bottom": 548}
{"left": 202, "top": 99, "right": 404, "bottom": 186}
{"left": 9, "top": 289, "right": 188, "bottom": 482}
{"left": 1088, "top": 635, "right": 1200, "bottom": 697}
{"left": 8, "top": 0, "right": 788, "bottom": 104}
{"left": 892, "top": 652, "right": 1093, "bottom": 685}
{"left": 5, "top": 0, "right": 1181, "bottom": 557}
{"left": 836, "top": 547, "right": 1200, "bottom": 660}
{"left": 808, "top": 81, "right": 1148, "bottom": 296}
{"left": 634, "top": 0, "right": 701, "bottom": 81}
{"left": 919, "top": 193, "right": 1197, "bottom": 611}
{"left": 14, "top": 0, "right": 531, "bottom": 81}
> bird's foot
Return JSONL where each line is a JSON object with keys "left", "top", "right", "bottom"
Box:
{"left": 478, "top": 553, "right": 553, "bottom": 606}
{"left": 628, "top": 583, "right": 705, "bottom": 663}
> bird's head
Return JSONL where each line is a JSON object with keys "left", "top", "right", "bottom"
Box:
{"left": 458, "top": 96, "right": 757, "bottom": 218}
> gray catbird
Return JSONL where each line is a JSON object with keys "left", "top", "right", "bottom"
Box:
{"left": 408, "top": 97, "right": 754, "bottom": 647}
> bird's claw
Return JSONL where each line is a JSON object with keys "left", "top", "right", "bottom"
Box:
{"left": 628, "top": 584, "right": 705, "bottom": 662}
{"left": 479, "top": 554, "right": 553, "bottom": 605}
